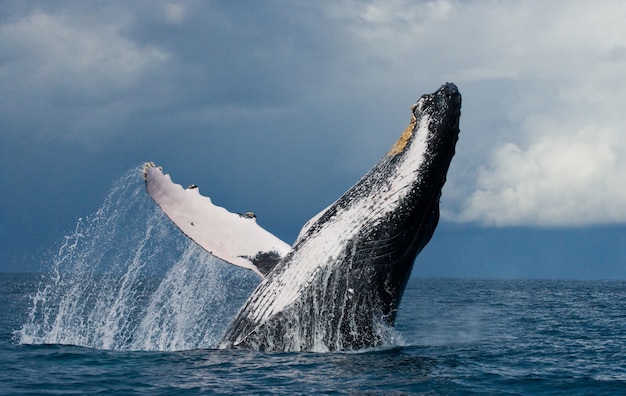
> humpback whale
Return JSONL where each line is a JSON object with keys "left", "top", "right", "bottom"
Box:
{"left": 143, "top": 83, "right": 461, "bottom": 352}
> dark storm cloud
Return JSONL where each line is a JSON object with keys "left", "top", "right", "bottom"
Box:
{"left": 124, "top": 2, "right": 342, "bottom": 106}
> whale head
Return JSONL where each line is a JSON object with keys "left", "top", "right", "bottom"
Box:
{"left": 221, "top": 83, "right": 462, "bottom": 351}
{"left": 365, "top": 82, "right": 462, "bottom": 323}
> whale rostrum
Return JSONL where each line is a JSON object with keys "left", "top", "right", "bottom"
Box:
{"left": 143, "top": 83, "right": 461, "bottom": 352}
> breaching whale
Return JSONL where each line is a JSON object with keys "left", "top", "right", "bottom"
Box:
{"left": 143, "top": 83, "right": 461, "bottom": 352}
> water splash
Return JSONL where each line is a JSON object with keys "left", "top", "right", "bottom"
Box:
{"left": 17, "top": 167, "right": 258, "bottom": 351}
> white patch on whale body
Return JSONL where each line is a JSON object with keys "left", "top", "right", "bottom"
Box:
{"left": 247, "top": 113, "right": 432, "bottom": 324}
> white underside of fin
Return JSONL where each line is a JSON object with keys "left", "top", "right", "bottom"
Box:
{"left": 143, "top": 163, "right": 291, "bottom": 277}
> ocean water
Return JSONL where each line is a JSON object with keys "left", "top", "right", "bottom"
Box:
{"left": 2, "top": 274, "right": 626, "bottom": 395}
{"left": 1, "top": 169, "right": 625, "bottom": 394}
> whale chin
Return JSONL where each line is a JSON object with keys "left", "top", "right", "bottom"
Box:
{"left": 144, "top": 83, "right": 462, "bottom": 352}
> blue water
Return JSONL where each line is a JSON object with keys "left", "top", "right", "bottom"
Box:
{"left": 2, "top": 274, "right": 625, "bottom": 395}
{"left": 2, "top": 169, "right": 625, "bottom": 394}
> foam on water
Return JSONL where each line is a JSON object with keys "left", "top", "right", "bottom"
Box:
{"left": 17, "top": 167, "right": 258, "bottom": 351}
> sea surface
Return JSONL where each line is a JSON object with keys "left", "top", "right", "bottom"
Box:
{"left": 2, "top": 273, "right": 626, "bottom": 395}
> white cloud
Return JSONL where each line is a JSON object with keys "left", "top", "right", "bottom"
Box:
{"left": 446, "top": 2, "right": 626, "bottom": 227}
{"left": 459, "top": 124, "right": 626, "bottom": 226}
{"left": 326, "top": 0, "right": 626, "bottom": 227}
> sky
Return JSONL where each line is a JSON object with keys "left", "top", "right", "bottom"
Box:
{"left": 1, "top": 0, "right": 625, "bottom": 278}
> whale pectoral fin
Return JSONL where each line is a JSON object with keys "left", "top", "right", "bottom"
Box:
{"left": 143, "top": 162, "right": 291, "bottom": 277}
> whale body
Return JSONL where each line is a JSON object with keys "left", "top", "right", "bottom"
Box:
{"left": 143, "top": 83, "right": 461, "bottom": 352}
